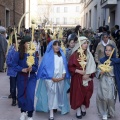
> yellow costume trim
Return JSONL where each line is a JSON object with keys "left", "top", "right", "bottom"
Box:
{"left": 98, "top": 48, "right": 115, "bottom": 72}
{"left": 26, "top": 25, "right": 36, "bottom": 76}
{"left": 77, "top": 32, "right": 87, "bottom": 71}
{"left": 58, "top": 28, "right": 66, "bottom": 54}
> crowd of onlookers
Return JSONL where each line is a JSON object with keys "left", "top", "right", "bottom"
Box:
{"left": 0, "top": 24, "right": 120, "bottom": 73}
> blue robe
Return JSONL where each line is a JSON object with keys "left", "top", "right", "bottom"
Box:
{"left": 6, "top": 45, "right": 17, "bottom": 77}
{"left": 35, "top": 40, "right": 70, "bottom": 114}
{"left": 13, "top": 52, "right": 38, "bottom": 111}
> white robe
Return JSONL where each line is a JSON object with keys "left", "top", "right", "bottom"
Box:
{"left": 96, "top": 66, "right": 116, "bottom": 117}
{"left": 45, "top": 54, "right": 66, "bottom": 110}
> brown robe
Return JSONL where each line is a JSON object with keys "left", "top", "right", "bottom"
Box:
{"left": 68, "top": 51, "right": 94, "bottom": 110}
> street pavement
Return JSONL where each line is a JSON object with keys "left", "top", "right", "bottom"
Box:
{"left": 0, "top": 72, "right": 119, "bottom": 120}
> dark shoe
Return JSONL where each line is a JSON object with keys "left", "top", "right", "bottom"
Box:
{"left": 8, "top": 94, "right": 12, "bottom": 99}
{"left": 53, "top": 109, "right": 57, "bottom": 113}
{"left": 49, "top": 117, "right": 54, "bottom": 120}
{"left": 107, "top": 114, "right": 111, "bottom": 118}
{"left": 76, "top": 114, "right": 82, "bottom": 119}
{"left": 11, "top": 99, "right": 16, "bottom": 106}
{"left": 0, "top": 70, "right": 4, "bottom": 72}
{"left": 81, "top": 111, "right": 86, "bottom": 116}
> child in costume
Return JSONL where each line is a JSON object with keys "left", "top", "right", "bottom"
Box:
{"left": 66, "top": 35, "right": 75, "bottom": 93}
{"left": 66, "top": 36, "right": 75, "bottom": 62}
{"left": 96, "top": 44, "right": 119, "bottom": 120}
{"left": 6, "top": 35, "right": 21, "bottom": 106}
{"left": 13, "top": 36, "right": 38, "bottom": 120}
{"left": 35, "top": 40, "right": 70, "bottom": 120}
{"left": 68, "top": 36, "right": 96, "bottom": 119}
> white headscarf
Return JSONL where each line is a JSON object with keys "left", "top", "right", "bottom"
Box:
{"left": 72, "top": 36, "right": 96, "bottom": 74}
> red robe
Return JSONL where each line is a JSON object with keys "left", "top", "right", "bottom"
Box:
{"left": 68, "top": 52, "right": 94, "bottom": 110}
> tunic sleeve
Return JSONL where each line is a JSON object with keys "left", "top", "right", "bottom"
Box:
{"left": 13, "top": 52, "right": 24, "bottom": 72}
{"left": 68, "top": 53, "right": 77, "bottom": 76}
{"left": 6, "top": 50, "right": 13, "bottom": 67}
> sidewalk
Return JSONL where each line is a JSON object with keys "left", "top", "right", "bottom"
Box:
{"left": 0, "top": 72, "right": 119, "bottom": 120}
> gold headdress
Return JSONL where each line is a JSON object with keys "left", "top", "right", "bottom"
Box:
{"left": 4, "top": 27, "right": 17, "bottom": 72}
{"left": 98, "top": 48, "right": 115, "bottom": 72}
{"left": 8, "top": 32, "right": 13, "bottom": 47}
{"left": 18, "top": 12, "right": 29, "bottom": 34}
{"left": 58, "top": 28, "right": 66, "bottom": 54}
{"left": 26, "top": 25, "right": 36, "bottom": 77}
{"left": 77, "top": 33, "right": 87, "bottom": 71}
{"left": 13, "top": 27, "right": 18, "bottom": 51}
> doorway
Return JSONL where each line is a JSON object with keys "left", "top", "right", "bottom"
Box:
{"left": 110, "top": 10, "right": 115, "bottom": 28}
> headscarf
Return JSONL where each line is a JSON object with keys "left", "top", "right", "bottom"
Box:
{"left": 72, "top": 36, "right": 96, "bottom": 74}
{"left": 37, "top": 40, "right": 70, "bottom": 80}
{"left": 0, "top": 26, "right": 6, "bottom": 34}
{"left": 100, "top": 44, "right": 120, "bottom": 101}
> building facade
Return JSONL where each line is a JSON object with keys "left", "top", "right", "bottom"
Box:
{"left": 80, "top": 0, "right": 120, "bottom": 31}
{"left": 38, "top": 0, "right": 81, "bottom": 28}
{"left": 25, "top": 0, "right": 38, "bottom": 29}
{"left": 0, "top": 0, "right": 25, "bottom": 27}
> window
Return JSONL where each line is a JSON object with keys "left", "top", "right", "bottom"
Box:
{"left": 64, "top": 17, "right": 67, "bottom": 24}
{"left": 76, "top": 6, "right": 79, "bottom": 12}
{"left": 89, "top": 10, "right": 91, "bottom": 28}
{"left": 64, "top": 7, "right": 67, "bottom": 13}
{"left": 56, "top": 7, "right": 60, "bottom": 13}
{"left": 56, "top": 18, "right": 60, "bottom": 24}
{"left": 6, "top": 9, "right": 10, "bottom": 27}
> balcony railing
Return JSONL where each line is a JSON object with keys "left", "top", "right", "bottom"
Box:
{"left": 101, "top": 0, "right": 117, "bottom": 8}
{"left": 101, "top": 0, "right": 107, "bottom": 5}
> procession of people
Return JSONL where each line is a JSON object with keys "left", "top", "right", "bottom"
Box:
{"left": 0, "top": 24, "right": 120, "bottom": 120}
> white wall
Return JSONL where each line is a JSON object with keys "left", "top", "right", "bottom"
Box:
{"left": 79, "top": 0, "right": 120, "bottom": 31}
{"left": 80, "top": 0, "right": 103, "bottom": 30}
{"left": 115, "top": 1, "right": 120, "bottom": 26}
{"left": 48, "top": 3, "right": 81, "bottom": 26}
{"left": 25, "top": 0, "right": 30, "bottom": 29}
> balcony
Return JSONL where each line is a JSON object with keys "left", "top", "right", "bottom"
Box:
{"left": 101, "top": 0, "right": 117, "bottom": 8}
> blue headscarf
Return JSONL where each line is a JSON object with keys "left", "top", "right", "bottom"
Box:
{"left": 100, "top": 44, "right": 120, "bottom": 101}
{"left": 37, "top": 40, "right": 70, "bottom": 80}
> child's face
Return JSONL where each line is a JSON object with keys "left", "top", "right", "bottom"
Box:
{"left": 24, "top": 42, "right": 30, "bottom": 50}
{"left": 105, "top": 46, "right": 113, "bottom": 57}
{"left": 69, "top": 40, "right": 75, "bottom": 48}
{"left": 81, "top": 41, "right": 88, "bottom": 51}
{"left": 103, "top": 35, "right": 109, "bottom": 43}
{"left": 53, "top": 43, "right": 60, "bottom": 53}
